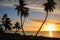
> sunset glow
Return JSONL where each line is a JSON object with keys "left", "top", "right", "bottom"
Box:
{"left": 45, "top": 23, "right": 55, "bottom": 31}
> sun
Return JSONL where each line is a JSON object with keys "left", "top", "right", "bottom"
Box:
{"left": 45, "top": 23, "right": 55, "bottom": 31}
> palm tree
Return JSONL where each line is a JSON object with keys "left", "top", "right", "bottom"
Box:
{"left": 2, "top": 14, "right": 12, "bottom": 31}
{"left": 35, "top": 0, "right": 56, "bottom": 36}
{"left": 13, "top": 22, "right": 21, "bottom": 33}
{"left": 22, "top": 8, "right": 29, "bottom": 26}
{"left": 15, "top": 0, "right": 29, "bottom": 35}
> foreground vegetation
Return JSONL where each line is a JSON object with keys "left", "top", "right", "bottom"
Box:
{"left": 0, "top": 32, "right": 60, "bottom": 40}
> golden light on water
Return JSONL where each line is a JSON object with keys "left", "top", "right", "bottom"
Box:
{"left": 45, "top": 23, "right": 55, "bottom": 31}
{"left": 43, "top": 23, "right": 56, "bottom": 37}
{"left": 49, "top": 31, "right": 53, "bottom": 37}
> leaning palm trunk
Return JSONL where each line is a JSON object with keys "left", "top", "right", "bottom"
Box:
{"left": 15, "top": 28, "right": 19, "bottom": 33}
{"left": 35, "top": 11, "right": 48, "bottom": 36}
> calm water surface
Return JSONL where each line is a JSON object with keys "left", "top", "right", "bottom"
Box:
{"left": 20, "top": 31, "right": 60, "bottom": 38}
{"left": 7, "top": 31, "right": 60, "bottom": 38}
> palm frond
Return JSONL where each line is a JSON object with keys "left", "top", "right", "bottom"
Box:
{"left": 43, "top": 0, "right": 56, "bottom": 12}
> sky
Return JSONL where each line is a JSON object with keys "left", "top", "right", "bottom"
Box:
{"left": 0, "top": 0, "right": 60, "bottom": 31}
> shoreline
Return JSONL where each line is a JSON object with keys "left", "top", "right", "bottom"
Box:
{"left": 0, "top": 33, "right": 60, "bottom": 40}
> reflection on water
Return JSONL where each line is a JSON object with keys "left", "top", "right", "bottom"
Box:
{"left": 25, "top": 31, "right": 60, "bottom": 38}
{"left": 36, "top": 31, "right": 60, "bottom": 38}
{"left": 49, "top": 31, "right": 53, "bottom": 37}
{"left": 17, "top": 31, "right": 60, "bottom": 38}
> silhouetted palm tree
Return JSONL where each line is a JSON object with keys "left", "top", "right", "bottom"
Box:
{"left": 35, "top": 0, "right": 56, "bottom": 36}
{"left": 13, "top": 22, "right": 21, "bottom": 33}
{"left": 15, "top": 0, "right": 29, "bottom": 35}
{"left": 1, "top": 14, "right": 12, "bottom": 31}
{"left": 22, "top": 8, "right": 29, "bottom": 26}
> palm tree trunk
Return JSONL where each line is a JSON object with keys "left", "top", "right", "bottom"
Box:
{"left": 15, "top": 28, "right": 18, "bottom": 34}
{"left": 15, "top": 16, "right": 25, "bottom": 35}
{"left": 20, "top": 14, "right": 25, "bottom": 35}
{"left": 35, "top": 11, "right": 48, "bottom": 36}
{"left": 22, "top": 17, "right": 25, "bottom": 27}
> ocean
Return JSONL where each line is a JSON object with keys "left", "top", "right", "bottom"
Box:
{"left": 8, "top": 31, "right": 60, "bottom": 38}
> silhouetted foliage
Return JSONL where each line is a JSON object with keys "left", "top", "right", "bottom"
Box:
{"left": 43, "top": 0, "right": 56, "bottom": 12}
{"left": 13, "top": 22, "right": 21, "bottom": 33}
{"left": 0, "top": 26, "right": 4, "bottom": 33}
{"left": 35, "top": 0, "right": 56, "bottom": 36}
{"left": 0, "top": 33, "right": 60, "bottom": 40}
{"left": 1, "top": 14, "right": 12, "bottom": 31}
{"left": 15, "top": 0, "right": 29, "bottom": 35}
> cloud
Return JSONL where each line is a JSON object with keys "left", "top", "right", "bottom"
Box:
{"left": 26, "top": 0, "right": 60, "bottom": 14}
{"left": 55, "top": 23, "right": 60, "bottom": 25}
{"left": 30, "top": 18, "right": 43, "bottom": 22}
{"left": 30, "top": 18, "right": 60, "bottom": 25}
{"left": 0, "top": 0, "right": 60, "bottom": 14}
{"left": 0, "top": 3, "right": 13, "bottom": 6}
{"left": 25, "top": 5, "right": 44, "bottom": 12}
{"left": 0, "top": 0, "right": 18, "bottom": 6}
